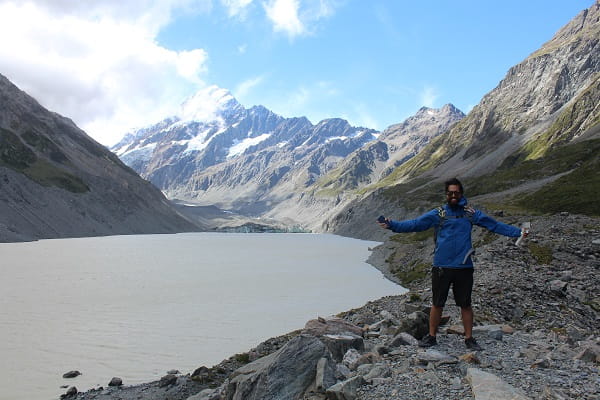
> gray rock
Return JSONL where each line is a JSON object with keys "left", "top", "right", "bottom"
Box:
{"left": 320, "top": 334, "right": 364, "bottom": 362}
{"left": 159, "top": 374, "right": 178, "bottom": 387}
{"left": 417, "top": 349, "right": 457, "bottom": 364}
{"left": 396, "top": 311, "right": 429, "bottom": 339}
{"left": 467, "top": 368, "right": 531, "bottom": 399}
{"left": 187, "top": 386, "right": 224, "bottom": 400}
{"left": 225, "top": 334, "right": 332, "bottom": 400}
{"left": 342, "top": 348, "right": 362, "bottom": 370}
{"left": 315, "top": 357, "right": 337, "bottom": 393}
{"left": 549, "top": 280, "right": 568, "bottom": 296}
{"left": 62, "top": 371, "right": 81, "bottom": 379}
{"left": 574, "top": 344, "right": 600, "bottom": 363}
{"left": 488, "top": 329, "right": 504, "bottom": 341}
{"left": 335, "top": 364, "right": 352, "bottom": 380}
{"left": 304, "top": 317, "right": 364, "bottom": 337}
{"left": 108, "top": 377, "right": 123, "bottom": 387}
{"left": 363, "top": 364, "right": 392, "bottom": 382}
{"left": 60, "top": 386, "right": 78, "bottom": 399}
{"left": 531, "top": 358, "right": 552, "bottom": 368}
{"left": 326, "top": 376, "right": 365, "bottom": 400}
{"left": 387, "top": 332, "right": 419, "bottom": 347}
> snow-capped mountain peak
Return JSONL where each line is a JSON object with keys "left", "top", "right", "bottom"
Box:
{"left": 178, "top": 85, "right": 242, "bottom": 124}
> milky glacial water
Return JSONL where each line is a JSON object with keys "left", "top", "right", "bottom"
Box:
{"left": 0, "top": 232, "right": 403, "bottom": 400}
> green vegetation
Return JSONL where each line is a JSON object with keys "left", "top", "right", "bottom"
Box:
{"left": 509, "top": 75, "right": 600, "bottom": 163}
{"left": 528, "top": 243, "right": 554, "bottom": 264}
{"left": 473, "top": 231, "right": 498, "bottom": 248}
{"left": 23, "top": 159, "right": 89, "bottom": 193}
{"left": 408, "top": 293, "right": 422, "bottom": 302}
{"left": 394, "top": 260, "right": 429, "bottom": 286}
{"left": 464, "top": 138, "right": 600, "bottom": 216}
{"left": 390, "top": 229, "right": 434, "bottom": 244}
{"left": 22, "top": 129, "right": 69, "bottom": 164}
{"left": 0, "top": 127, "right": 89, "bottom": 193}
{"left": 234, "top": 353, "right": 250, "bottom": 364}
{"left": 529, "top": 16, "right": 600, "bottom": 58}
{"left": 0, "top": 127, "right": 36, "bottom": 168}
{"left": 517, "top": 160, "right": 600, "bottom": 216}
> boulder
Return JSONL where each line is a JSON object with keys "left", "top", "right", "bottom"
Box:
{"left": 62, "top": 371, "right": 81, "bottom": 379}
{"left": 341, "top": 348, "right": 361, "bottom": 370}
{"left": 325, "top": 376, "right": 365, "bottom": 400}
{"left": 467, "top": 368, "right": 530, "bottom": 399}
{"left": 60, "top": 386, "right": 78, "bottom": 399}
{"left": 304, "top": 317, "right": 363, "bottom": 337}
{"left": 549, "top": 280, "right": 568, "bottom": 296}
{"left": 396, "top": 311, "right": 429, "bottom": 339}
{"left": 574, "top": 344, "right": 600, "bottom": 363}
{"left": 416, "top": 349, "right": 457, "bottom": 365}
{"left": 158, "top": 374, "right": 177, "bottom": 387}
{"left": 363, "top": 364, "right": 392, "bottom": 382}
{"left": 187, "top": 386, "right": 225, "bottom": 400}
{"left": 225, "top": 334, "right": 334, "bottom": 400}
{"left": 315, "top": 357, "right": 336, "bottom": 393}
{"left": 320, "top": 334, "right": 364, "bottom": 362}
{"left": 387, "top": 332, "right": 419, "bottom": 347}
{"left": 108, "top": 377, "right": 123, "bottom": 387}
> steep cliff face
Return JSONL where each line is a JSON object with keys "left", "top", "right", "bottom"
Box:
{"left": 385, "top": 1, "right": 600, "bottom": 183}
{"left": 327, "top": 1, "right": 600, "bottom": 235}
{"left": 315, "top": 104, "right": 464, "bottom": 194}
{"left": 0, "top": 74, "right": 198, "bottom": 242}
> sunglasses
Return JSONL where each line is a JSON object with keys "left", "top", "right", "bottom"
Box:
{"left": 446, "top": 191, "right": 462, "bottom": 197}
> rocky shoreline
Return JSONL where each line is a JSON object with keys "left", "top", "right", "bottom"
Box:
{"left": 62, "top": 213, "right": 598, "bottom": 400}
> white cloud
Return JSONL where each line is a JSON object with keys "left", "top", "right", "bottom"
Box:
{"left": 221, "top": 0, "right": 253, "bottom": 18}
{"left": 262, "top": 0, "right": 341, "bottom": 38}
{"left": 0, "top": 1, "right": 211, "bottom": 146}
{"left": 263, "top": 0, "right": 305, "bottom": 37}
{"left": 235, "top": 76, "right": 265, "bottom": 98}
{"left": 420, "top": 86, "right": 439, "bottom": 108}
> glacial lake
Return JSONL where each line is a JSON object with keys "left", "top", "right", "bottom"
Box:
{"left": 0, "top": 232, "right": 403, "bottom": 400}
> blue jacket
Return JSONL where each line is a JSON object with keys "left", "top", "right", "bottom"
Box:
{"left": 387, "top": 197, "right": 521, "bottom": 268}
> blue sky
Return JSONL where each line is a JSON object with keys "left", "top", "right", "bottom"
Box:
{"left": 0, "top": 1, "right": 593, "bottom": 145}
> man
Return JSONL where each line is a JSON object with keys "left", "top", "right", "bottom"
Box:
{"left": 378, "top": 178, "right": 526, "bottom": 350}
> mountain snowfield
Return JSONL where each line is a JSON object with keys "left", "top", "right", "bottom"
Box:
{"left": 111, "top": 87, "right": 463, "bottom": 230}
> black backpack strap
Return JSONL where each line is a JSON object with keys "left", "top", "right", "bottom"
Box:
{"left": 434, "top": 205, "right": 445, "bottom": 245}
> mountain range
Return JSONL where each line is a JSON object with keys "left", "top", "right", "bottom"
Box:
{"left": 0, "top": 1, "right": 598, "bottom": 242}
{"left": 112, "top": 88, "right": 465, "bottom": 228}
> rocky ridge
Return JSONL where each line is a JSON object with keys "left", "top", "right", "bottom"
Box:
{"left": 0, "top": 74, "right": 199, "bottom": 242}
{"left": 64, "top": 212, "right": 599, "bottom": 400}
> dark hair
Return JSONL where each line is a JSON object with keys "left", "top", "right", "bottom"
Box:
{"left": 444, "top": 177, "right": 464, "bottom": 193}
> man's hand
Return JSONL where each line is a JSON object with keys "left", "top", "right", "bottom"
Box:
{"left": 377, "top": 218, "right": 390, "bottom": 229}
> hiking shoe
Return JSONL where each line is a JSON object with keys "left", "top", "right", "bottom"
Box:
{"left": 418, "top": 334, "right": 437, "bottom": 347}
{"left": 465, "top": 337, "right": 482, "bottom": 351}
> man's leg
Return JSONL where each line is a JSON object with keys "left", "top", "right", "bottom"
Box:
{"left": 454, "top": 269, "right": 482, "bottom": 350}
{"left": 429, "top": 305, "right": 444, "bottom": 336}
{"left": 461, "top": 306, "right": 473, "bottom": 338}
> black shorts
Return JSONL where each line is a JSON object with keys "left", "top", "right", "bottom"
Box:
{"left": 431, "top": 267, "right": 473, "bottom": 308}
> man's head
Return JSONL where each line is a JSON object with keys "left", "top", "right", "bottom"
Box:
{"left": 444, "top": 177, "right": 464, "bottom": 206}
